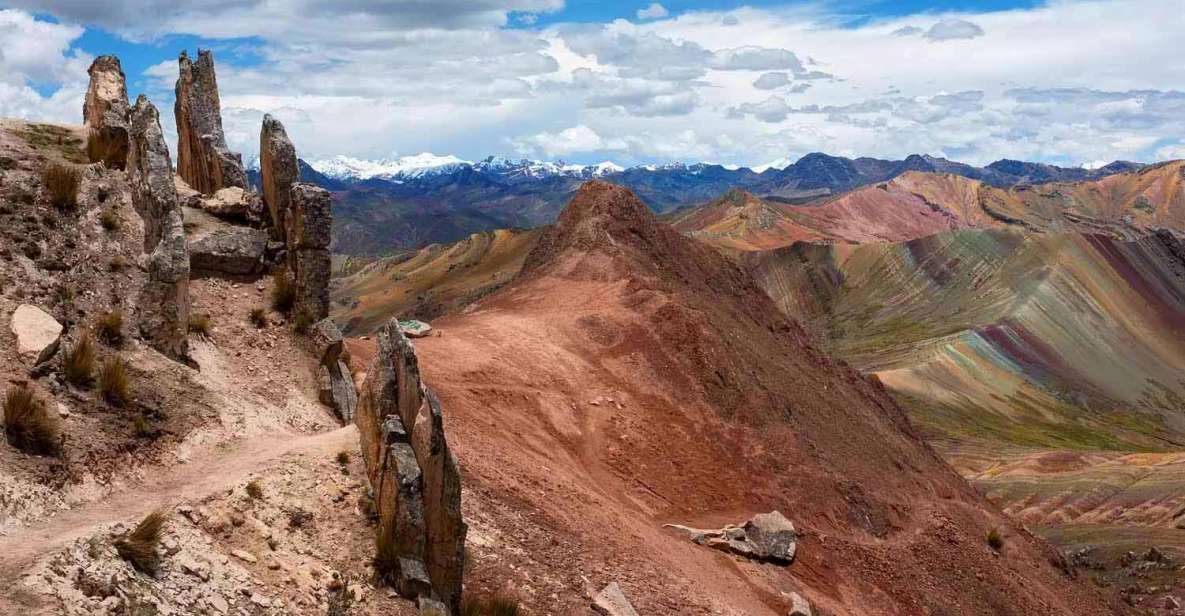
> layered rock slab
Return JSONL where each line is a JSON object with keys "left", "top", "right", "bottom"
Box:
{"left": 356, "top": 320, "right": 464, "bottom": 613}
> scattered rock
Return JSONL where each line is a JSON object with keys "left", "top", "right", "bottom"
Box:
{"left": 10, "top": 304, "right": 62, "bottom": 364}
{"left": 591, "top": 582, "right": 639, "bottom": 616}
{"left": 787, "top": 591, "right": 813, "bottom": 616}
{"left": 174, "top": 49, "right": 246, "bottom": 195}
{"left": 665, "top": 510, "right": 797, "bottom": 564}
{"left": 310, "top": 318, "right": 343, "bottom": 365}
{"left": 230, "top": 549, "right": 257, "bottom": 564}
{"left": 198, "top": 186, "right": 251, "bottom": 220}
{"left": 398, "top": 319, "right": 433, "bottom": 338}
{"left": 418, "top": 596, "right": 448, "bottom": 616}
{"left": 189, "top": 226, "right": 267, "bottom": 275}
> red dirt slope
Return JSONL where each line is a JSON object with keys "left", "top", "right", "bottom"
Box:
{"left": 378, "top": 181, "right": 1122, "bottom": 614}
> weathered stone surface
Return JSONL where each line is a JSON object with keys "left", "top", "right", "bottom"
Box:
{"left": 665, "top": 510, "right": 797, "bottom": 564}
{"left": 357, "top": 320, "right": 466, "bottom": 613}
{"left": 260, "top": 114, "right": 298, "bottom": 239}
{"left": 310, "top": 318, "right": 343, "bottom": 365}
{"left": 317, "top": 364, "right": 334, "bottom": 406}
{"left": 189, "top": 226, "right": 267, "bottom": 275}
{"left": 417, "top": 597, "right": 448, "bottom": 616}
{"left": 174, "top": 176, "right": 203, "bottom": 210}
{"left": 10, "top": 304, "right": 62, "bottom": 364}
{"left": 140, "top": 209, "right": 190, "bottom": 360}
{"left": 330, "top": 359, "right": 358, "bottom": 422}
{"left": 199, "top": 186, "right": 250, "bottom": 220}
{"left": 292, "top": 248, "right": 331, "bottom": 321}
{"left": 174, "top": 50, "right": 245, "bottom": 195}
{"left": 398, "top": 319, "right": 433, "bottom": 338}
{"left": 83, "top": 55, "right": 130, "bottom": 168}
{"left": 591, "top": 582, "right": 639, "bottom": 616}
{"left": 787, "top": 592, "right": 813, "bottom": 616}
{"left": 128, "top": 96, "right": 180, "bottom": 252}
{"left": 287, "top": 183, "right": 332, "bottom": 250}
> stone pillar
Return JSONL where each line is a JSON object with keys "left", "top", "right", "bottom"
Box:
{"left": 259, "top": 114, "right": 299, "bottom": 240}
{"left": 357, "top": 320, "right": 465, "bottom": 613}
{"left": 288, "top": 183, "right": 331, "bottom": 320}
{"left": 128, "top": 95, "right": 189, "bottom": 361}
{"left": 174, "top": 49, "right": 246, "bottom": 195}
{"left": 83, "top": 55, "right": 130, "bottom": 168}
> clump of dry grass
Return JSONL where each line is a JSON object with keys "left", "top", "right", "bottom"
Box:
{"left": 245, "top": 479, "right": 263, "bottom": 500}
{"left": 987, "top": 527, "right": 1004, "bottom": 551}
{"left": 62, "top": 334, "right": 96, "bottom": 387}
{"left": 109, "top": 255, "right": 127, "bottom": 272}
{"left": 132, "top": 414, "right": 155, "bottom": 439}
{"left": 95, "top": 310, "right": 123, "bottom": 346}
{"left": 461, "top": 591, "right": 522, "bottom": 616}
{"left": 271, "top": 270, "right": 296, "bottom": 314}
{"left": 188, "top": 313, "right": 211, "bottom": 337}
{"left": 86, "top": 128, "right": 125, "bottom": 169}
{"left": 43, "top": 162, "right": 81, "bottom": 210}
{"left": 293, "top": 309, "right": 313, "bottom": 335}
{"left": 372, "top": 522, "right": 400, "bottom": 588}
{"left": 99, "top": 208, "right": 120, "bottom": 232}
{"left": 3, "top": 385, "right": 61, "bottom": 456}
{"left": 114, "top": 510, "right": 167, "bottom": 575}
{"left": 336, "top": 451, "right": 351, "bottom": 465}
{"left": 98, "top": 355, "right": 130, "bottom": 407}
{"left": 248, "top": 307, "right": 268, "bottom": 329}
{"left": 326, "top": 573, "right": 357, "bottom": 616}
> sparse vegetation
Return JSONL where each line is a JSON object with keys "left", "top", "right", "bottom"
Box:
{"left": 62, "top": 334, "right": 96, "bottom": 387}
{"left": 461, "top": 591, "right": 522, "bottom": 616}
{"left": 326, "top": 574, "right": 357, "bottom": 616}
{"left": 288, "top": 508, "right": 314, "bottom": 529}
{"left": 245, "top": 479, "right": 263, "bottom": 500}
{"left": 43, "top": 162, "right": 82, "bottom": 210}
{"left": 293, "top": 309, "right": 313, "bottom": 334}
{"left": 98, "top": 355, "right": 130, "bottom": 407}
{"left": 114, "top": 510, "right": 167, "bottom": 575}
{"left": 15, "top": 123, "right": 86, "bottom": 163}
{"left": 372, "top": 523, "right": 400, "bottom": 587}
{"left": 336, "top": 450, "right": 351, "bottom": 465}
{"left": 248, "top": 307, "right": 268, "bottom": 329}
{"left": 86, "top": 128, "right": 125, "bottom": 168}
{"left": 109, "top": 255, "right": 127, "bottom": 271}
{"left": 99, "top": 208, "right": 120, "bottom": 232}
{"left": 3, "top": 385, "right": 61, "bottom": 456}
{"left": 132, "top": 415, "right": 154, "bottom": 439}
{"left": 271, "top": 270, "right": 296, "bottom": 314}
{"left": 188, "top": 313, "right": 211, "bottom": 337}
{"left": 95, "top": 309, "right": 124, "bottom": 345}
{"left": 987, "top": 527, "right": 1004, "bottom": 551}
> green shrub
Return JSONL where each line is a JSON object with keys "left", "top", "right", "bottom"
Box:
{"left": 62, "top": 334, "right": 96, "bottom": 387}
{"left": 114, "top": 510, "right": 167, "bottom": 574}
{"left": 95, "top": 310, "right": 123, "bottom": 345}
{"left": 43, "top": 163, "right": 81, "bottom": 210}
{"left": 3, "top": 385, "right": 61, "bottom": 456}
{"left": 98, "top": 355, "right": 130, "bottom": 407}
{"left": 271, "top": 270, "right": 296, "bottom": 314}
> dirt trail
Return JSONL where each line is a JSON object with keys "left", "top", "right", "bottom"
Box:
{"left": 0, "top": 425, "right": 356, "bottom": 584}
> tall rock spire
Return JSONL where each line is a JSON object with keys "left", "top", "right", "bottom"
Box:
{"left": 260, "top": 113, "right": 298, "bottom": 240}
{"left": 174, "top": 49, "right": 246, "bottom": 195}
{"left": 83, "top": 55, "right": 130, "bottom": 168}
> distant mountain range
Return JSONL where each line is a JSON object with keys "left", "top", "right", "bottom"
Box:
{"left": 249, "top": 152, "right": 1146, "bottom": 255}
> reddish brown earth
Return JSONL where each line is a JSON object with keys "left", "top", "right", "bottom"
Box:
{"left": 351, "top": 181, "right": 1122, "bottom": 614}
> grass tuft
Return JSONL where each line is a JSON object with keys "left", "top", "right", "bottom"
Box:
{"left": 99, "top": 208, "right": 120, "bottom": 232}
{"left": 271, "top": 270, "right": 296, "bottom": 314}
{"left": 62, "top": 334, "right": 96, "bottom": 388}
{"left": 987, "top": 527, "right": 1004, "bottom": 551}
{"left": 98, "top": 355, "right": 130, "bottom": 408}
{"left": 372, "top": 522, "right": 400, "bottom": 588}
{"left": 114, "top": 510, "right": 167, "bottom": 575}
{"left": 95, "top": 310, "right": 123, "bottom": 346}
{"left": 108, "top": 255, "right": 127, "bottom": 272}
{"left": 3, "top": 385, "right": 61, "bottom": 456}
{"left": 132, "top": 414, "right": 154, "bottom": 439}
{"left": 293, "top": 309, "right": 313, "bottom": 335}
{"left": 188, "top": 313, "right": 211, "bottom": 337}
{"left": 86, "top": 128, "right": 125, "bottom": 168}
{"left": 336, "top": 450, "right": 351, "bottom": 465}
{"left": 461, "top": 591, "right": 522, "bottom": 616}
{"left": 43, "top": 163, "right": 81, "bottom": 210}
{"left": 248, "top": 308, "right": 268, "bottom": 329}
{"left": 245, "top": 479, "right": 263, "bottom": 500}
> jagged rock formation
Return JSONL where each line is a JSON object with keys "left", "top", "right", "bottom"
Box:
{"left": 259, "top": 114, "right": 298, "bottom": 240}
{"left": 128, "top": 95, "right": 189, "bottom": 360}
{"left": 356, "top": 320, "right": 464, "bottom": 613}
{"left": 288, "top": 183, "right": 331, "bottom": 320}
{"left": 310, "top": 318, "right": 357, "bottom": 421}
{"left": 665, "top": 511, "right": 798, "bottom": 564}
{"left": 174, "top": 50, "right": 245, "bottom": 195}
{"left": 82, "top": 55, "right": 130, "bottom": 168}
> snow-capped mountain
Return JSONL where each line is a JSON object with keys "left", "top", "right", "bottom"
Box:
{"left": 301, "top": 154, "right": 627, "bottom": 182}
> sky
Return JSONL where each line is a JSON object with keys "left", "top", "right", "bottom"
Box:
{"left": 0, "top": 0, "right": 1183, "bottom": 169}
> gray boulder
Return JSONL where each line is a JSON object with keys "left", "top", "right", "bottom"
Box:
{"left": 189, "top": 226, "right": 267, "bottom": 275}
{"left": 10, "top": 304, "right": 62, "bottom": 364}
{"left": 592, "top": 582, "right": 639, "bottom": 616}
{"left": 665, "top": 510, "right": 797, "bottom": 564}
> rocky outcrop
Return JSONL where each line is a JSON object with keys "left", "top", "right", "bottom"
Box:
{"left": 128, "top": 95, "right": 189, "bottom": 360}
{"left": 259, "top": 114, "right": 298, "bottom": 239}
{"left": 82, "top": 55, "right": 130, "bottom": 168}
{"left": 10, "top": 305, "right": 62, "bottom": 365}
{"left": 591, "top": 582, "right": 639, "bottom": 616}
{"left": 665, "top": 511, "right": 797, "bottom": 564}
{"left": 174, "top": 50, "right": 245, "bottom": 196}
{"left": 310, "top": 318, "right": 357, "bottom": 421}
{"left": 357, "top": 320, "right": 465, "bottom": 613}
{"left": 189, "top": 227, "right": 268, "bottom": 275}
{"left": 787, "top": 592, "right": 813, "bottom": 616}
{"left": 287, "top": 183, "right": 331, "bottom": 320}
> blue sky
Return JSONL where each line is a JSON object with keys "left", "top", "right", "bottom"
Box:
{"left": 2, "top": 1, "right": 1183, "bottom": 168}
